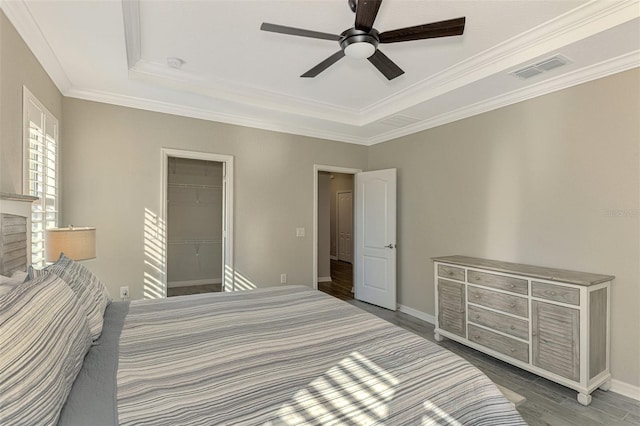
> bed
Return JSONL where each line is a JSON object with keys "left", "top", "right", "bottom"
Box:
{"left": 0, "top": 196, "right": 526, "bottom": 425}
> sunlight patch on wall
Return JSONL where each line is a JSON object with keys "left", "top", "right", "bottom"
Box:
{"left": 144, "top": 208, "right": 166, "bottom": 299}
{"left": 277, "top": 351, "right": 399, "bottom": 424}
{"left": 233, "top": 268, "right": 257, "bottom": 291}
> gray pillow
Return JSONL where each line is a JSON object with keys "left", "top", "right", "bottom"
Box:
{"left": 0, "top": 272, "right": 92, "bottom": 425}
{"left": 29, "top": 254, "right": 111, "bottom": 341}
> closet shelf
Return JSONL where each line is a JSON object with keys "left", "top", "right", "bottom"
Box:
{"left": 168, "top": 239, "right": 222, "bottom": 245}
{"left": 168, "top": 183, "right": 221, "bottom": 190}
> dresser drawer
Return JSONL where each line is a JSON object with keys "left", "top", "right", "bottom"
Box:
{"left": 438, "top": 264, "right": 465, "bottom": 281}
{"left": 468, "top": 270, "right": 528, "bottom": 295}
{"left": 468, "top": 286, "right": 529, "bottom": 318}
{"left": 469, "top": 324, "right": 529, "bottom": 363}
{"left": 532, "top": 281, "right": 580, "bottom": 306}
{"left": 468, "top": 305, "right": 529, "bottom": 340}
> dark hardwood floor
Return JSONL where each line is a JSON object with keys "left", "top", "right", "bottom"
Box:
{"left": 343, "top": 298, "right": 640, "bottom": 426}
{"left": 167, "top": 283, "right": 221, "bottom": 297}
{"left": 318, "top": 259, "right": 353, "bottom": 301}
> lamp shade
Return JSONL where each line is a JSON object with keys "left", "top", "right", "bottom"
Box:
{"left": 45, "top": 227, "right": 96, "bottom": 262}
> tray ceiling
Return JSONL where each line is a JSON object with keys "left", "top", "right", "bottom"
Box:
{"left": 2, "top": 0, "right": 639, "bottom": 145}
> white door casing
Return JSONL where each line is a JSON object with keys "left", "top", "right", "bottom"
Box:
{"left": 337, "top": 190, "right": 353, "bottom": 263}
{"left": 355, "top": 168, "right": 397, "bottom": 311}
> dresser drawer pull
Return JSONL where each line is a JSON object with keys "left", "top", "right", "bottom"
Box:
{"left": 459, "top": 309, "right": 465, "bottom": 314}
{"left": 510, "top": 348, "right": 516, "bottom": 353}
{"left": 475, "top": 294, "right": 482, "bottom": 299}
{"left": 549, "top": 291, "right": 556, "bottom": 296}
{"left": 510, "top": 303, "right": 516, "bottom": 308}
{"left": 474, "top": 335, "right": 481, "bottom": 339}
{"left": 510, "top": 284, "right": 515, "bottom": 288}
{"left": 510, "top": 325, "right": 516, "bottom": 330}
{"left": 475, "top": 315, "right": 481, "bottom": 320}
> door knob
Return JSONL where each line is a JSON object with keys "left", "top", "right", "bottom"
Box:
{"left": 385, "top": 244, "right": 396, "bottom": 249}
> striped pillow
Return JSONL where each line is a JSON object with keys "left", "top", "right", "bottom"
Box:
{"left": 29, "top": 254, "right": 111, "bottom": 341}
{"left": 0, "top": 271, "right": 28, "bottom": 296}
{"left": 0, "top": 273, "right": 92, "bottom": 426}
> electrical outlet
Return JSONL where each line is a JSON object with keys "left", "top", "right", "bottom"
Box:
{"left": 280, "top": 274, "right": 287, "bottom": 284}
{"left": 296, "top": 227, "right": 305, "bottom": 237}
{"left": 120, "top": 286, "right": 130, "bottom": 300}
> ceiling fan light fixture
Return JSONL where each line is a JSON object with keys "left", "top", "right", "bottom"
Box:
{"left": 344, "top": 41, "right": 376, "bottom": 59}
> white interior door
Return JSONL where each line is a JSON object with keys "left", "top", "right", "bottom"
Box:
{"left": 354, "top": 169, "right": 397, "bottom": 310}
{"left": 337, "top": 191, "right": 353, "bottom": 263}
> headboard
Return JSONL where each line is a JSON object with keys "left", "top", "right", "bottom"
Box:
{"left": 0, "top": 193, "right": 37, "bottom": 275}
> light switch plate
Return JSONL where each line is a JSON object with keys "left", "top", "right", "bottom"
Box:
{"left": 296, "top": 227, "right": 305, "bottom": 237}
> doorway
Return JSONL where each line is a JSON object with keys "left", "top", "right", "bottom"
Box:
{"left": 161, "top": 149, "right": 234, "bottom": 297}
{"left": 166, "top": 157, "right": 222, "bottom": 296}
{"left": 313, "top": 166, "right": 360, "bottom": 297}
{"left": 317, "top": 171, "right": 355, "bottom": 300}
{"left": 313, "top": 165, "right": 398, "bottom": 311}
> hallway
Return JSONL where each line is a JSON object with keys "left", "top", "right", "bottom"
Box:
{"left": 318, "top": 259, "right": 353, "bottom": 301}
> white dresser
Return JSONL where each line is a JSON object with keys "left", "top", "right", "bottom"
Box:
{"left": 433, "top": 255, "right": 614, "bottom": 406}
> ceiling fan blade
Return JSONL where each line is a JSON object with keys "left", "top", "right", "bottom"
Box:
{"left": 355, "top": 0, "right": 383, "bottom": 32}
{"left": 261, "top": 23, "right": 341, "bottom": 41}
{"left": 301, "top": 50, "right": 346, "bottom": 78}
{"left": 379, "top": 17, "right": 466, "bottom": 43}
{"left": 367, "top": 49, "right": 404, "bottom": 80}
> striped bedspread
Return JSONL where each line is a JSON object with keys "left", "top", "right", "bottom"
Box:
{"left": 117, "top": 286, "right": 525, "bottom": 425}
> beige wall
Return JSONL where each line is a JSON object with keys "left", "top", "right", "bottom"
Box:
{"left": 0, "top": 10, "right": 62, "bottom": 194}
{"left": 61, "top": 98, "right": 368, "bottom": 300}
{"left": 368, "top": 68, "right": 640, "bottom": 387}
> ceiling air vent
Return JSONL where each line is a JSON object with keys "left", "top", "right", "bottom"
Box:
{"left": 379, "top": 114, "right": 421, "bottom": 128}
{"left": 511, "top": 55, "right": 572, "bottom": 80}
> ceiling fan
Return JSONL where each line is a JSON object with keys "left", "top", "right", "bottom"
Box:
{"left": 260, "top": 0, "right": 466, "bottom": 81}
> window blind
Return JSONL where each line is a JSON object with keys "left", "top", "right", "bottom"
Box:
{"left": 24, "top": 88, "right": 59, "bottom": 268}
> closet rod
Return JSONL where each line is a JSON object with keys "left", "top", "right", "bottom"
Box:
{"left": 168, "top": 183, "right": 221, "bottom": 190}
{"left": 168, "top": 239, "right": 222, "bottom": 245}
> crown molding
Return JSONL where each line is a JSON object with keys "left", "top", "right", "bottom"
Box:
{"left": 3, "top": 0, "right": 638, "bottom": 146}
{"left": 361, "top": 0, "right": 640, "bottom": 123}
{"left": 0, "top": 0, "right": 72, "bottom": 93}
{"left": 66, "top": 51, "right": 639, "bottom": 147}
{"left": 367, "top": 51, "right": 640, "bottom": 145}
{"left": 64, "top": 87, "right": 370, "bottom": 145}
{"left": 129, "top": 60, "right": 360, "bottom": 125}
{"left": 121, "top": 0, "right": 141, "bottom": 68}
{"left": 119, "top": 0, "right": 639, "bottom": 126}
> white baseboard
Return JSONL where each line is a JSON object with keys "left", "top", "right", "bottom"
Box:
{"left": 611, "top": 379, "right": 640, "bottom": 401}
{"left": 330, "top": 256, "right": 338, "bottom": 261}
{"left": 317, "top": 276, "right": 332, "bottom": 283}
{"left": 168, "top": 278, "right": 222, "bottom": 288}
{"left": 397, "top": 304, "right": 435, "bottom": 325}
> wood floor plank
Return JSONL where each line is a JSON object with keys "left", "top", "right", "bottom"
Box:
{"left": 560, "top": 396, "right": 632, "bottom": 424}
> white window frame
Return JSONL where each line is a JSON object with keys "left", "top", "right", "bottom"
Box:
{"left": 23, "top": 86, "right": 60, "bottom": 267}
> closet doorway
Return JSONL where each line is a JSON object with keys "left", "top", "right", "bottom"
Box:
{"left": 161, "top": 149, "right": 234, "bottom": 297}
